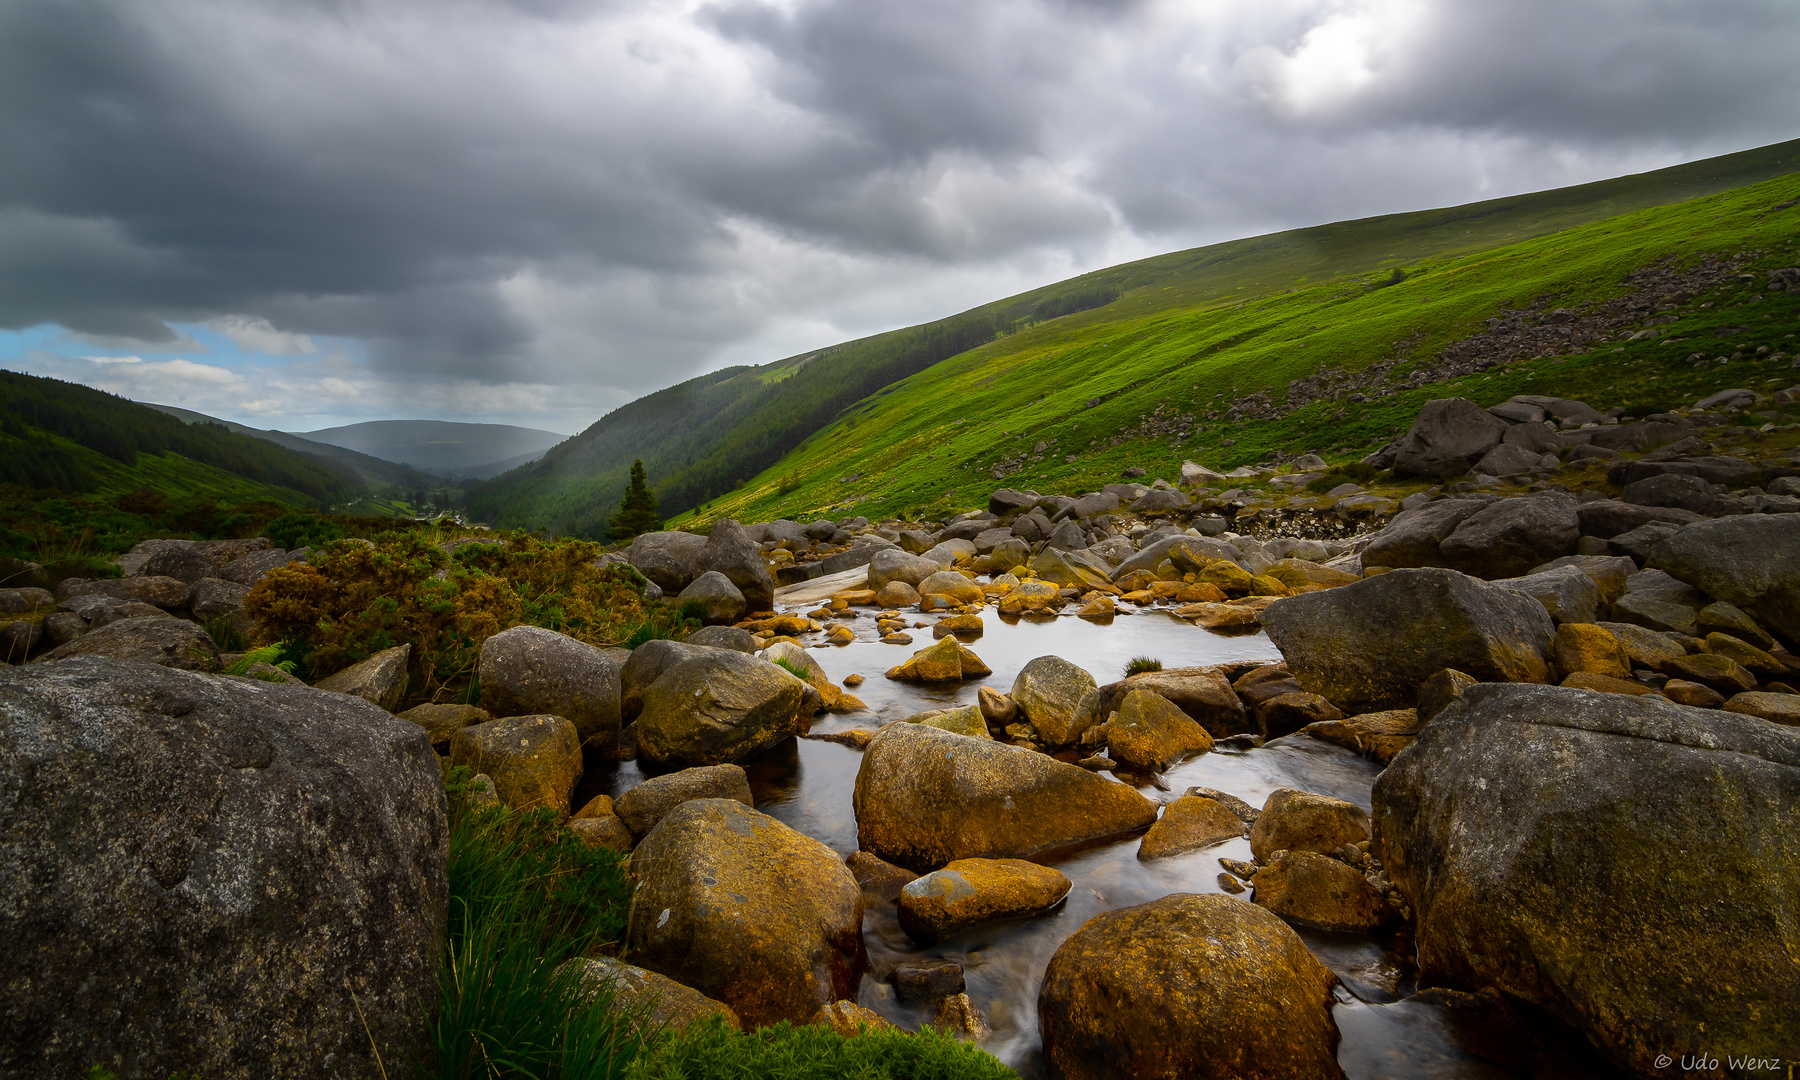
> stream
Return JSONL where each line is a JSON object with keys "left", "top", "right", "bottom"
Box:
{"left": 583, "top": 600, "right": 1626, "bottom": 1079}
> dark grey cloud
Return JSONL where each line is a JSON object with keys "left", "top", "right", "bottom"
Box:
{"left": 1, "top": 0, "right": 1795, "bottom": 429}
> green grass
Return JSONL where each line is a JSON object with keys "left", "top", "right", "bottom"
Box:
{"left": 1123, "top": 657, "right": 1163, "bottom": 678}
{"left": 466, "top": 139, "right": 1800, "bottom": 535}
{"left": 676, "top": 165, "right": 1800, "bottom": 526}
{"left": 625, "top": 1016, "right": 1017, "bottom": 1080}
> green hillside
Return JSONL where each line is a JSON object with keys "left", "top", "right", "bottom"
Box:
{"left": 466, "top": 137, "right": 1800, "bottom": 536}
{"left": 691, "top": 166, "right": 1800, "bottom": 525}
{"left": 144, "top": 402, "right": 442, "bottom": 495}
{"left": 0, "top": 370, "right": 358, "bottom": 505}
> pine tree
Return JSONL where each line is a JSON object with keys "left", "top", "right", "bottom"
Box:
{"left": 608, "top": 459, "right": 662, "bottom": 542}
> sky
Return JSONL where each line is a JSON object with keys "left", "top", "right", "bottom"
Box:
{"left": 2, "top": 0, "right": 1798, "bottom": 436}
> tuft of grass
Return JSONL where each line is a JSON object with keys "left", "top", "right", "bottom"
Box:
{"left": 624, "top": 1015, "right": 1017, "bottom": 1080}
{"left": 1124, "top": 656, "right": 1163, "bottom": 677}
{"left": 428, "top": 768, "right": 646, "bottom": 1080}
{"left": 772, "top": 656, "right": 813, "bottom": 682}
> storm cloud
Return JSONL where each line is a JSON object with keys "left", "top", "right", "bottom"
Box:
{"left": 2, "top": 0, "right": 1796, "bottom": 429}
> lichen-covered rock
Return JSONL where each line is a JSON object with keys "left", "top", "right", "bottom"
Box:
{"left": 396, "top": 702, "right": 488, "bottom": 750}
{"left": 479, "top": 625, "right": 622, "bottom": 752}
{"left": 906, "top": 703, "right": 991, "bottom": 740}
{"left": 620, "top": 639, "right": 728, "bottom": 717}
{"left": 315, "top": 643, "right": 410, "bottom": 712}
{"left": 1360, "top": 499, "right": 1485, "bottom": 571}
{"left": 0, "top": 658, "right": 445, "bottom": 1080}
{"left": 997, "top": 579, "right": 1064, "bottom": 614}
{"left": 1251, "top": 691, "right": 1344, "bottom": 741}
{"left": 676, "top": 571, "right": 748, "bottom": 625}
{"left": 1492, "top": 565, "right": 1599, "bottom": 624}
{"left": 614, "top": 763, "right": 753, "bottom": 837}
{"left": 917, "top": 571, "right": 983, "bottom": 606}
{"left": 896, "top": 858, "right": 1070, "bottom": 943}
{"left": 1437, "top": 491, "right": 1580, "bottom": 579}
{"left": 34, "top": 615, "right": 221, "bottom": 672}
{"left": 1251, "top": 850, "right": 1391, "bottom": 933}
{"left": 867, "top": 549, "right": 942, "bottom": 592}
{"left": 1104, "top": 667, "right": 1249, "bottom": 737}
{"left": 853, "top": 723, "right": 1158, "bottom": 872}
{"left": 1594, "top": 621, "right": 1688, "bottom": 670}
{"left": 447, "top": 714, "right": 582, "bottom": 815}
{"left": 1261, "top": 568, "right": 1554, "bottom": 712}
{"left": 637, "top": 651, "right": 810, "bottom": 765}
{"left": 1137, "top": 796, "right": 1246, "bottom": 860}
{"left": 1011, "top": 655, "right": 1100, "bottom": 748}
{"left": 1094, "top": 688, "right": 1213, "bottom": 772}
{"left": 566, "top": 957, "right": 739, "bottom": 1030}
{"left": 1249, "top": 788, "right": 1370, "bottom": 863}
{"left": 885, "top": 636, "right": 989, "bottom": 682}
{"left": 1300, "top": 708, "right": 1420, "bottom": 764}
{"left": 1552, "top": 623, "right": 1631, "bottom": 680}
{"left": 1037, "top": 894, "right": 1342, "bottom": 1080}
{"left": 1373, "top": 683, "right": 1800, "bottom": 1076}
{"left": 59, "top": 575, "right": 193, "bottom": 610}
{"left": 625, "top": 800, "right": 863, "bottom": 1028}
{"left": 626, "top": 531, "right": 708, "bottom": 594}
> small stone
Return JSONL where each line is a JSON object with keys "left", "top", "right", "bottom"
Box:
{"left": 933, "top": 993, "right": 990, "bottom": 1041}
{"left": 1138, "top": 796, "right": 1246, "bottom": 860}
{"left": 891, "top": 959, "right": 965, "bottom": 1004}
{"left": 1217, "top": 872, "right": 1246, "bottom": 894}
{"left": 1249, "top": 789, "right": 1370, "bottom": 863}
{"left": 1662, "top": 679, "right": 1725, "bottom": 709}
{"left": 843, "top": 673, "right": 865, "bottom": 687}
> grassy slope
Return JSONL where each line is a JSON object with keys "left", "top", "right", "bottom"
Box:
{"left": 681, "top": 166, "right": 1800, "bottom": 526}
{"left": 471, "top": 138, "right": 1800, "bottom": 534}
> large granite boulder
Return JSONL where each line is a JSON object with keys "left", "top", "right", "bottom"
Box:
{"left": 636, "top": 650, "right": 811, "bottom": 766}
{"left": 866, "top": 549, "right": 941, "bottom": 592}
{"left": 1037, "top": 894, "right": 1342, "bottom": 1080}
{"left": 853, "top": 724, "right": 1158, "bottom": 872}
{"left": 1358, "top": 499, "right": 1486, "bottom": 571}
{"left": 315, "top": 643, "right": 410, "bottom": 712}
{"left": 619, "top": 639, "right": 730, "bottom": 717}
{"left": 1010, "top": 655, "right": 1100, "bottom": 748}
{"left": 695, "top": 519, "right": 776, "bottom": 614}
{"left": 1093, "top": 688, "right": 1214, "bottom": 772}
{"left": 1491, "top": 565, "right": 1600, "bottom": 624}
{"left": 1261, "top": 568, "right": 1554, "bottom": 712}
{"left": 625, "top": 800, "right": 863, "bottom": 1028}
{"left": 1391, "top": 397, "right": 1508, "bottom": 479}
{"left": 1101, "top": 667, "right": 1249, "bottom": 737}
{"left": 479, "top": 625, "right": 622, "bottom": 753}
{"left": 1373, "top": 683, "right": 1800, "bottom": 1076}
{"left": 1436, "top": 491, "right": 1580, "bottom": 579}
{"left": 675, "top": 571, "right": 747, "bottom": 624}
{"left": 613, "top": 763, "right": 753, "bottom": 838}
{"left": 0, "top": 658, "right": 445, "bottom": 1079}
{"left": 1249, "top": 789, "right": 1370, "bottom": 862}
{"left": 34, "top": 615, "right": 221, "bottom": 672}
{"left": 1648, "top": 514, "right": 1800, "bottom": 648}
{"left": 626, "top": 531, "right": 709, "bottom": 594}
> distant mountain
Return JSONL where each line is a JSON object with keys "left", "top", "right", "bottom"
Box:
{"left": 144, "top": 404, "right": 440, "bottom": 493}
{"left": 297, "top": 420, "right": 566, "bottom": 477}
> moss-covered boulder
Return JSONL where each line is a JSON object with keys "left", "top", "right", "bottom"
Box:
{"left": 896, "top": 858, "right": 1070, "bottom": 943}
{"left": 1037, "top": 894, "right": 1341, "bottom": 1080}
{"left": 1093, "top": 687, "right": 1213, "bottom": 772}
{"left": 1010, "top": 655, "right": 1099, "bottom": 748}
{"left": 448, "top": 714, "right": 582, "bottom": 815}
{"left": 1374, "top": 683, "right": 1800, "bottom": 1076}
{"left": 637, "top": 651, "right": 811, "bottom": 766}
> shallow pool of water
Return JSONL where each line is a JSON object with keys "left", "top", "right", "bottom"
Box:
{"left": 586, "top": 601, "right": 1620, "bottom": 1078}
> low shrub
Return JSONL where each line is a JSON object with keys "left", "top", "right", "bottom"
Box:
{"left": 625, "top": 1016, "right": 1017, "bottom": 1080}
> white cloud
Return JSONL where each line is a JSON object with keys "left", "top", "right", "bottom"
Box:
{"left": 208, "top": 315, "right": 319, "bottom": 355}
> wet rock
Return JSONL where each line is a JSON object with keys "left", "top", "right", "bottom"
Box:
{"left": 906, "top": 703, "right": 991, "bottom": 739}
{"left": 397, "top": 702, "right": 488, "bottom": 750}
{"left": 566, "top": 957, "right": 739, "bottom": 1030}
{"left": 626, "top": 531, "right": 709, "bottom": 594}
{"left": 1437, "top": 491, "right": 1580, "bottom": 579}
{"left": 1138, "top": 796, "right": 1246, "bottom": 860}
{"left": 1011, "top": 655, "right": 1100, "bottom": 748}
{"left": 0, "top": 658, "right": 444, "bottom": 1079}
{"left": 676, "top": 571, "right": 748, "bottom": 624}
{"left": 896, "top": 858, "right": 1071, "bottom": 943}
{"left": 891, "top": 959, "right": 964, "bottom": 1003}
{"left": 918, "top": 571, "right": 983, "bottom": 606}
{"left": 315, "top": 643, "right": 411, "bottom": 713}
{"left": 1301, "top": 708, "right": 1421, "bottom": 764}
{"left": 637, "top": 651, "right": 811, "bottom": 766}
{"left": 1374, "top": 683, "right": 1800, "bottom": 1077}
{"left": 1392, "top": 397, "right": 1508, "bottom": 479}
{"left": 1095, "top": 687, "right": 1214, "bottom": 771}
{"left": 34, "top": 615, "right": 220, "bottom": 672}
{"left": 1037, "top": 894, "right": 1342, "bottom": 1080}
{"left": 885, "top": 635, "right": 989, "bottom": 682}
{"left": 874, "top": 580, "right": 921, "bottom": 608}
{"left": 448, "top": 714, "right": 582, "bottom": 815}
{"left": 1552, "top": 623, "right": 1631, "bottom": 680}
{"left": 977, "top": 685, "right": 1017, "bottom": 724}
{"left": 478, "top": 625, "right": 622, "bottom": 751}
{"left": 1649, "top": 514, "right": 1800, "bottom": 647}
{"left": 625, "top": 800, "right": 863, "bottom": 1028}
{"left": 1262, "top": 568, "right": 1554, "bottom": 712}
{"left": 1249, "top": 788, "right": 1370, "bottom": 863}
{"left": 1104, "top": 667, "right": 1249, "bottom": 737}
{"left": 1251, "top": 850, "right": 1392, "bottom": 933}
{"left": 853, "top": 723, "right": 1159, "bottom": 871}
{"left": 997, "top": 580, "right": 1064, "bottom": 614}
{"left": 1251, "top": 692, "right": 1344, "bottom": 741}
{"left": 846, "top": 850, "right": 917, "bottom": 906}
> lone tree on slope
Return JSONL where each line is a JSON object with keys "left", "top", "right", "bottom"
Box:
{"left": 608, "top": 459, "right": 661, "bottom": 542}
